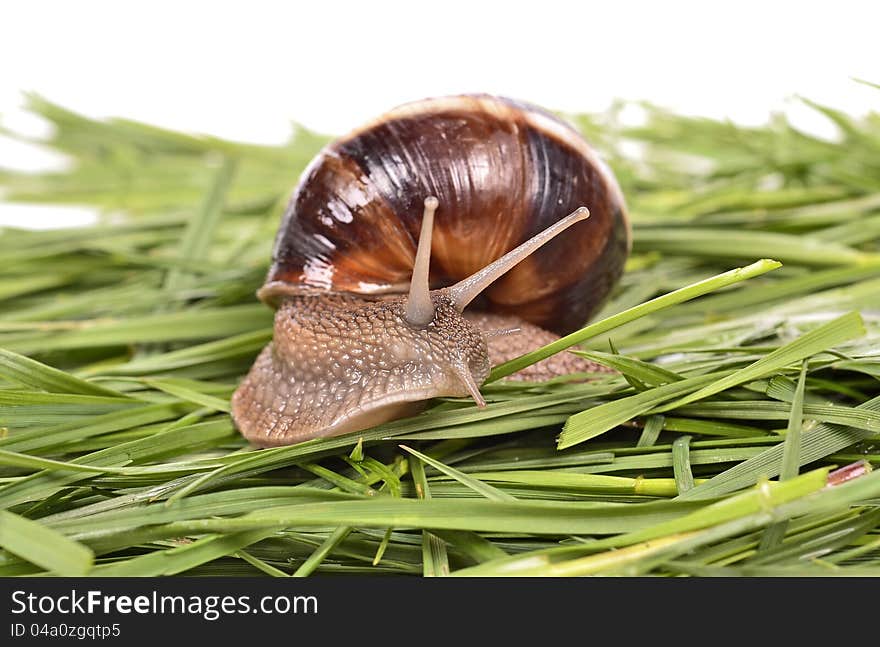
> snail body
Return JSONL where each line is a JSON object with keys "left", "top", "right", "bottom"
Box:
{"left": 232, "top": 95, "right": 629, "bottom": 447}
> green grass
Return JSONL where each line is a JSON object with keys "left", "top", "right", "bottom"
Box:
{"left": 0, "top": 89, "right": 879, "bottom": 576}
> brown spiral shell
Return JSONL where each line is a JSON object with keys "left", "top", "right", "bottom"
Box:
{"left": 259, "top": 94, "right": 630, "bottom": 335}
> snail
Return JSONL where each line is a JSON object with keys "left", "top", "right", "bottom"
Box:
{"left": 231, "top": 94, "right": 630, "bottom": 447}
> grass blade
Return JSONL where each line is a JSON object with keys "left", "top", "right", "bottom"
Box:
{"left": 656, "top": 312, "right": 865, "bottom": 412}
{"left": 400, "top": 445, "right": 516, "bottom": 502}
{"left": 293, "top": 527, "right": 352, "bottom": 577}
{"left": 488, "top": 259, "right": 781, "bottom": 381}
{"left": 672, "top": 436, "right": 695, "bottom": 495}
{"left": 408, "top": 454, "right": 449, "bottom": 577}
{"left": 681, "top": 394, "right": 880, "bottom": 499}
{"left": 558, "top": 370, "right": 730, "bottom": 449}
{"left": 0, "top": 348, "right": 126, "bottom": 397}
{"left": 0, "top": 510, "right": 94, "bottom": 575}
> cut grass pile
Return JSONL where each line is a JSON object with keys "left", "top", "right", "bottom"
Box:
{"left": 0, "top": 89, "right": 879, "bottom": 576}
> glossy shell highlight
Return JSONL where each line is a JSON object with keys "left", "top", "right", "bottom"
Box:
{"left": 260, "top": 94, "right": 629, "bottom": 334}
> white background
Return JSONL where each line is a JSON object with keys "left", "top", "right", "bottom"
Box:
{"left": 1, "top": 0, "right": 878, "bottom": 227}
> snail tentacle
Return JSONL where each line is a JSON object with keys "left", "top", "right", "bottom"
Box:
{"left": 452, "top": 360, "right": 488, "bottom": 408}
{"left": 448, "top": 207, "right": 591, "bottom": 311}
{"left": 404, "top": 196, "right": 439, "bottom": 327}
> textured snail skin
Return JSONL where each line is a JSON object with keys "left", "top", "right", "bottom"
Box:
{"left": 232, "top": 94, "right": 630, "bottom": 447}
{"left": 231, "top": 292, "right": 592, "bottom": 447}
{"left": 232, "top": 292, "right": 488, "bottom": 447}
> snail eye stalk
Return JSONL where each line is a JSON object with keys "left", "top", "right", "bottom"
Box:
{"left": 448, "top": 207, "right": 591, "bottom": 312}
{"left": 404, "top": 196, "right": 439, "bottom": 328}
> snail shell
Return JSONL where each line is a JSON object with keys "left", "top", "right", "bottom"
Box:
{"left": 232, "top": 94, "right": 630, "bottom": 447}
{"left": 259, "top": 94, "right": 629, "bottom": 334}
